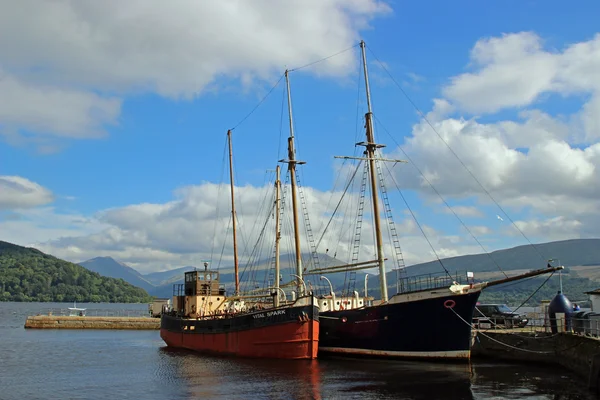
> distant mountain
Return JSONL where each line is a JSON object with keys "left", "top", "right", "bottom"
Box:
{"left": 400, "top": 238, "right": 600, "bottom": 278}
{"left": 73, "top": 238, "right": 600, "bottom": 305}
{"left": 372, "top": 238, "right": 600, "bottom": 306}
{"left": 0, "top": 241, "right": 152, "bottom": 303}
{"left": 144, "top": 265, "right": 196, "bottom": 286}
{"left": 142, "top": 253, "right": 349, "bottom": 298}
{"left": 79, "top": 256, "right": 155, "bottom": 292}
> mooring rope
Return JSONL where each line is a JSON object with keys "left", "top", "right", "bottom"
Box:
{"left": 448, "top": 306, "right": 555, "bottom": 354}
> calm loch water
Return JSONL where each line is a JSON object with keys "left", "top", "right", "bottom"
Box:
{"left": 0, "top": 302, "right": 596, "bottom": 399}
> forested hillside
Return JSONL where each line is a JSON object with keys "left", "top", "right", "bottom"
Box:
{"left": 0, "top": 241, "right": 152, "bottom": 303}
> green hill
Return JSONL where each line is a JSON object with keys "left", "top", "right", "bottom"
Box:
{"left": 0, "top": 241, "right": 153, "bottom": 303}
{"left": 401, "top": 238, "right": 600, "bottom": 277}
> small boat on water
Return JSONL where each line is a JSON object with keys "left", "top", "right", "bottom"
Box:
{"left": 160, "top": 73, "right": 319, "bottom": 359}
{"left": 68, "top": 301, "right": 86, "bottom": 316}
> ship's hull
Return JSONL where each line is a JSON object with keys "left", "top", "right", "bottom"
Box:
{"left": 160, "top": 304, "right": 319, "bottom": 359}
{"left": 319, "top": 289, "right": 481, "bottom": 361}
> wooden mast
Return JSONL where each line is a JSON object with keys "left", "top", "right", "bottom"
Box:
{"left": 360, "top": 40, "right": 389, "bottom": 302}
{"left": 284, "top": 69, "right": 305, "bottom": 297}
{"left": 227, "top": 129, "right": 240, "bottom": 295}
{"left": 274, "top": 165, "right": 281, "bottom": 307}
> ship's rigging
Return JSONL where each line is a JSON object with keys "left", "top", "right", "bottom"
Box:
{"left": 207, "top": 40, "right": 560, "bottom": 305}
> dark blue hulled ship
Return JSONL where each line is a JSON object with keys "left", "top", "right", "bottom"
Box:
{"left": 317, "top": 281, "right": 483, "bottom": 359}
{"left": 308, "top": 40, "right": 562, "bottom": 361}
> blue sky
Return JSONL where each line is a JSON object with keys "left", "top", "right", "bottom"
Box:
{"left": 2, "top": 1, "right": 600, "bottom": 273}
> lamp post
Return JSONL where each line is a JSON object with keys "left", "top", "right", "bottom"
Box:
{"left": 320, "top": 275, "right": 333, "bottom": 295}
{"left": 320, "top": 275, "right": 336, "bottom": 310}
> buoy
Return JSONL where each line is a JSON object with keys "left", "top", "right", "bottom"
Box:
{"left": 548, "top": 291, "right": 574, "bottom": 333}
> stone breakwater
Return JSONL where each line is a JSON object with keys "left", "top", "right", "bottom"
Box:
{"left": 24, "top": 315, "right": 160, "bottom": 330}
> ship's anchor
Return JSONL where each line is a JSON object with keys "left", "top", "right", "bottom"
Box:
{"left": 297, "top": 311, "right": 310, "bottom": 323}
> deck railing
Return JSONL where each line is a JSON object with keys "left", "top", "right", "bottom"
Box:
{"left": 397, "top": 270, "right": 469, "bottom": 294}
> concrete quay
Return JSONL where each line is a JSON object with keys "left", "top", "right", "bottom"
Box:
{"left": 24, "top": 315, "right": 160, "bottom": 330}
{"left": 472, "top": 330, "right": 600, "bottom": 391}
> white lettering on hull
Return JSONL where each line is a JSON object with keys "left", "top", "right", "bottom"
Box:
{"left": 252, "top": 309, "right": 287, "bottom": 319}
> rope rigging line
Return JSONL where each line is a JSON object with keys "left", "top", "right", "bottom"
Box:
{"left": 288, "top": 44, "right": 359, "bottom": 72}
{"left": 449, "top": 307, "right": 555, "bottom": 354}
{"left": 511, "top": 271, "right": 556, "bottom": 313}
{"left": 239, "top": 192, "right": 277, "bottom": 293}
{"left": 319, "top": 158, "right": 349, "bottom": 258}
{"left": 366, "top": 44, "right": 548, "bottom": 264}
{"left": 382, "top": 160, "right": 452, "bottom": 278}
{"left": 374, "top": 115, "right": 509, "bottom": 279}
{"left": 238, "top": 182, "right": 276, "bottom": 282}
{"left": 314, "top": 160, "right": 364, "bottom": 254}
{"left": 241, "top": 169, "right": 276, "bottom": 257}
{"left": 354, "top": 51, "right": 364, "bottom": 145}
{"left": 218, "top": 216, "right": 232, "bottom": 272}
{"left": 246, "top": 178, "right": 277, "bottom": 290}
{"left": 278, "top": 83, "right": 286, "bottom": 162}
{"left": 472, "top": 272, "right": 555, "bottom": 336}
{"left": 210, "top": 137, "right": 230, "bottom": 268}
{"left": 230, "top": 73, "right": 285, "bottom": 131}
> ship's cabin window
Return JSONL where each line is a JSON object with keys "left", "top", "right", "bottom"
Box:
{"left": 198, "top": 272, "right": 219, "bottom": 281}
{"left": 185, "top": 271, "right": 220, "bottom": 283}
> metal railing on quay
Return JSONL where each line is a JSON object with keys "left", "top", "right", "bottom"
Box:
{"left": 473, "top": 313, "right": 600, "bottom": 338}
{"left": 38, "top": 308, "right": 152, "bottom": 318}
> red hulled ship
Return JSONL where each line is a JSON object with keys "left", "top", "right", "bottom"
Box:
{"left": 160, "top": 265, "right": 318, "bottom": 359}
{"left": 160, "top": 70, "right": 320, "bottom": 359}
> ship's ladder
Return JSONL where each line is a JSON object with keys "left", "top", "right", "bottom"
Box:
{"left": 345, "top": 160, "right": 369, "bottom": 297}
{"left": 296, "top": 171, "right": 322, "bottom": 294}
{"left": 375, "top": 152, "right": 407, "bottom": 286}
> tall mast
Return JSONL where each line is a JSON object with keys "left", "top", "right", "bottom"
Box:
{"left": 284, "top": 69, "right": 305, "bottom": 296}
{"left": 227, "top": 129, "right": 240, "bottom": 295}
{"left": 360, "top": 40, "right": 388, "bottom": 302}
{"left": 274, "top": 165, "right": 281, "bottom": 307}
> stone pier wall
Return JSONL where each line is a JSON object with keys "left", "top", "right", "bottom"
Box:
{"left": 24, "top": 315, "right": 160, "bottom": 330}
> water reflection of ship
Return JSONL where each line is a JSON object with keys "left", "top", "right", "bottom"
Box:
{"left": 470, "top": 361, "right": 585, "bottom": 399}
{"left": 159, "top": 348, "right": 323, "bottom": 400}
{"left": 323, "top": 358, "right": 474, "bottom": 400}
{"left": 159, "top": 346, "right": 476, "bottom": 400}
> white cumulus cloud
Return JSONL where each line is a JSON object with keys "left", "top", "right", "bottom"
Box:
{"left": 0, "top": 0, "right": 390, "bottom": 148}
{"left": 0, "top": 176, "right": 54, "bottom": 210}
